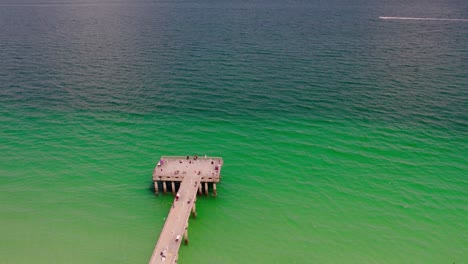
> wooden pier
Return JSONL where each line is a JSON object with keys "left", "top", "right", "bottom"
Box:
{"left": 149, "top": 156, "right": 223, "bottom": 264}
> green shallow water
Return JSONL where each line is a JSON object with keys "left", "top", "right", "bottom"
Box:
{"left": 0, "top": 0, "right": 467, "bottom": 263}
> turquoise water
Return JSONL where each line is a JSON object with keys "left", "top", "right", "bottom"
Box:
{"left": 0, "top": 0, "right": 467, "bottom": 263}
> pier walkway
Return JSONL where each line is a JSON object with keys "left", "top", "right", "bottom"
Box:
{"left": 149, "top": 156, "right": 223, "bottom": 264}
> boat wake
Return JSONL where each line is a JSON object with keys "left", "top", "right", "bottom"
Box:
{"left": 379, "top": 16, "right": 468, "bottom": 22}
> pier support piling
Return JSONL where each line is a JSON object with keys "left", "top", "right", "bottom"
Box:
{"left": 183, "top": 229, "right": 188, "bottom": 245}
{"left": 204, "top": 182, "right": 209, "bottom": 196}
{"left": 213, "top": 183, "right": 217, "bottom": 196}
{"left": 191, "top": 203, "right": 197, "bottom": 218}
{"left": 162, "top": 181, "right": 167, "bottom": 194}
{"left": 171, "top": 181, "right": 175, "bottom": 195}
{"left": 198, "top": 184, "right": 202, "bottom": 195}
{"left": 154, "top": 181, "right": 159, "bottom": 194}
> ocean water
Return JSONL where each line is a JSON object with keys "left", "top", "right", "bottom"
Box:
{"left": 0, "top": 0, "right": 467, "bottom": 263}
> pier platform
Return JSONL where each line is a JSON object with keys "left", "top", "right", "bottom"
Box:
{"left": 149, "top": 156, "right": 223, "bottom": 264}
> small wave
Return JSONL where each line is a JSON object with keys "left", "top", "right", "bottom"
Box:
{"left": 379, "top": 16, "right": 468, "bottom": 22}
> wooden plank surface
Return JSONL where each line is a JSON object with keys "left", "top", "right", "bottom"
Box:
{"left": 153, "top": 156, "right": 223, "bottom": 183}
{"left": 149, "top": 173, "right": 201, "bottom": 264}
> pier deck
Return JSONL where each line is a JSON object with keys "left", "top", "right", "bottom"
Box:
{"left": 149, "top": 156, "right": 223, "bottom": 264}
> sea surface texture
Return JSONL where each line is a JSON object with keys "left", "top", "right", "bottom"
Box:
{"left": 0, "top": 0, "right": 467, "bottom": 263}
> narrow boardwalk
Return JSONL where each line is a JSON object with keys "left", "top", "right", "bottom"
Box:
{"left": 149, "top": 156, "right": 223, "bottom": 264}
{"left": 149, "top": 173, "right": 201, "bottom": 264}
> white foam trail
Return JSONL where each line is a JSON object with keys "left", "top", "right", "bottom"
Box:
{"left": 379, "top": 16, "right": 468, "bottom": 22}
